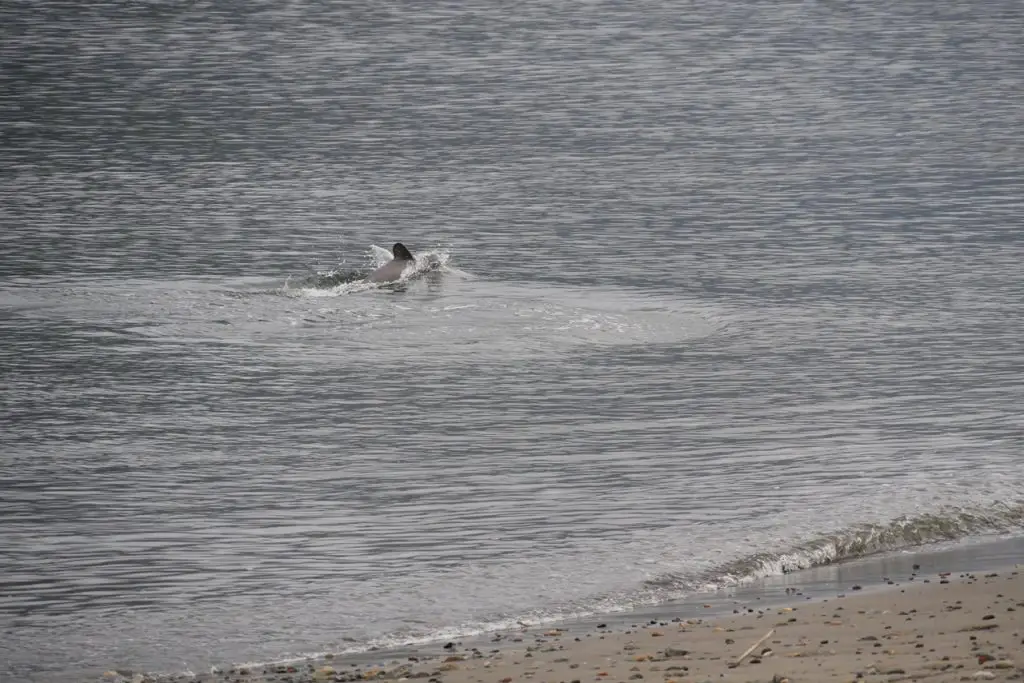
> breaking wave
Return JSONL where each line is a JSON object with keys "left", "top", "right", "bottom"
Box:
{"left": 646, "top": 501, "right": 1024, "bottom": 593}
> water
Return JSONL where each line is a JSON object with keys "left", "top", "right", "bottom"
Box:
{"left": 2, "top": 1, "right": 1023, "bottom": 680}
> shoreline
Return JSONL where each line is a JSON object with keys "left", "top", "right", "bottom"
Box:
{"left": 402, "top": 567, "right": 1024, "bottom": 683}
{"left": 109, "top": 534, "right": 1024, "bottom": 683}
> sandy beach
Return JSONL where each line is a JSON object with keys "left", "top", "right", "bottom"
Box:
{"left": 129, "top": 561, "right": 1023, "bottom": 683}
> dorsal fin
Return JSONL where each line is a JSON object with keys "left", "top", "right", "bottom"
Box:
{"left": 392, "top": 242, "right": 414, "bottom": 261}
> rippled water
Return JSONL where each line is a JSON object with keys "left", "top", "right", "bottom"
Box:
{"left": 2, "top": 1, "right": 1023, "bottom": 680}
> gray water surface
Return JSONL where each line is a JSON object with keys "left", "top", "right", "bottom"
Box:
{"left": 2, "top": 1, "right": 1023, "bottom": 680}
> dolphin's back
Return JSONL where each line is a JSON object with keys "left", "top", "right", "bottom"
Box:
{"left": 368, "top": 259, "right": 408, "bottom": 283}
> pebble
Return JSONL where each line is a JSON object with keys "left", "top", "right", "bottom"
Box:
{"left": 982, "top": 660, "right": 1015, "bottom": 669}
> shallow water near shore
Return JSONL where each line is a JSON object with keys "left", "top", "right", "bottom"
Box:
{"left": 274, "top": 533, "right": 1024, "bottom": 676}
{"left": 2, "top": 1, "right": 1024, "bottom": 681}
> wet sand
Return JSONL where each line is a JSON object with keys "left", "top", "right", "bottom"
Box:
{"left": 128, "top": 558, "right": 1023, "bottom": 683}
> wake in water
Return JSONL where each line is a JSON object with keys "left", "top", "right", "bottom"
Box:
{"left": 270, "top": 243, "right": 722, "bottom": 357}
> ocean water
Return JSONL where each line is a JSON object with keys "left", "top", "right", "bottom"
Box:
{"left": 2, "top": 1, "right": 1023, "bottom": 680}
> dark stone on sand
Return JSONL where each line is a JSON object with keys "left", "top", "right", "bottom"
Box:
{"left": 443, "top": 642, "right": 455, "bottom": 650}
{"left": 663, "top": 648, "right": 689, "bottom": 658}
{"left": 982, "top": 614, "right": 995, "bottom": 620}
{"left": 852, "top": 585, "right": 862, "bottom": 591}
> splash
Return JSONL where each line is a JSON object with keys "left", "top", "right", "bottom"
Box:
{"left": 287, "top": 245, "right": 462, "bottom": 297}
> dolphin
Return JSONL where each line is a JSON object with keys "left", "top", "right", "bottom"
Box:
{"left": 367, "top": 242, "right": 415, "bottom": 283}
